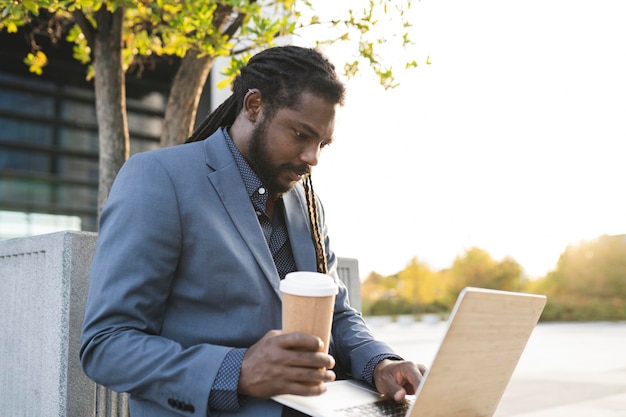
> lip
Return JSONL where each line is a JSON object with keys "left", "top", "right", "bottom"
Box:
{"left": 287, "top": 169, "right": 303, "bottom": 182}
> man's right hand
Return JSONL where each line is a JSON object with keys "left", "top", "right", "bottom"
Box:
{"left": 238, "top": 330, "right": 336, "bottom": 398}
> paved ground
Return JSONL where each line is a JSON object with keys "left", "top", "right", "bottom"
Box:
{"left": 364, "top": 318, "right": 626, "bottom": 417}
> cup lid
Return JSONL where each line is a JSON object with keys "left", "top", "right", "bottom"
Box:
{"left": 280, "top": 271, "right": 339, "bottom": 297}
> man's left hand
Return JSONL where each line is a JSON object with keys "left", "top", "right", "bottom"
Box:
{"left": 373, "top": 359, "right": 427, "bottom": 402}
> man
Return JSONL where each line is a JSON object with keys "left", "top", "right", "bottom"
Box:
{"left": 80, "top": 45, "right": 426, "bottom": 417}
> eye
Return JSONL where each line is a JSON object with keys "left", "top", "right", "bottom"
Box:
{"left": 320, "top": 140, "right": 332, "bottom": 149}
{"left": 294, "top": 130, "right": 308, "bottom": 140}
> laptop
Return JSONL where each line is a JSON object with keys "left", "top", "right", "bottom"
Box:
{"left": 273, "top": 286, "right": 547, "bottom": 417}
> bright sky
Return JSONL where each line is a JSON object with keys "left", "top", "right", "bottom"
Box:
{"left": 299, "top": 0, "right": 626, "bottom": 280}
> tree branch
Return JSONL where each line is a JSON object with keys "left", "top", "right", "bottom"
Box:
{"left": 222, "top": 12, "right": 246, "bottom": 40}
{"left": 231, "top": 44, "right": 257, "bottom": 56}
{"left": 72, "top": 10, "right": 95, "bottom": 50}
{"left": 218, "top": 0, "right": 257, "bottom": 40}
{"left": 211, "top": 4, "right": 233, "bottom": 33}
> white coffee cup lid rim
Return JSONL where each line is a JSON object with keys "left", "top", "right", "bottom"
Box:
{"left": 280, "top": 271, "right": 339, "bottom": 297}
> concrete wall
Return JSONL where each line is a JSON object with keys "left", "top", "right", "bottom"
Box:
{"left": 0, "top": 231, "right": 97, "bottom": 417}
{"left": 0, "top": 231, "right": 361, "bottom": 416}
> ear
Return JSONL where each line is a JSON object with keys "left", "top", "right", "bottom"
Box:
{"left": 243, "top": 88, "right": 262, "bottom": 122}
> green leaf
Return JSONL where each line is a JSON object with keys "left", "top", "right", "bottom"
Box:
{"left": 23, "top": 51, "right": 47, "bottom": 75}
{"left": 22, "top": 0, "right": 40, "bottom": 15}
{"left": 216, "top": 77, "right": 231, "bottom": 89}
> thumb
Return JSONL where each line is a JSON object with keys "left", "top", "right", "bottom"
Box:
{"left": 392, "top": 386, "right": 407, "bottom": 402}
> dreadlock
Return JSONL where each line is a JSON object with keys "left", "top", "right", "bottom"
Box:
{"left": 187, "top": 46, "right": 345, "bottom": 274}
{"left": 302, "top": 174, "right": 328, "bottom": 274}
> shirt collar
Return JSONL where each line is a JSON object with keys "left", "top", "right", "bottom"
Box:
{"left": 223, "top": 127, "right": 269, "bottom": 213}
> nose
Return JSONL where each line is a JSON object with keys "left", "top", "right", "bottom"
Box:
{"left": 300, "top": 143, "right": 321, "bottom": 166}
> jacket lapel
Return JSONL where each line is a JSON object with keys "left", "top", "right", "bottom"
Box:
{"left": 283, "top": 185, "right": 317, "bottom": 272}
{"left": 202, "top": 132, "right": 281, "bottom": 297}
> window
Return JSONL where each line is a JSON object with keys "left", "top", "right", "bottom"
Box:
{"left": 0, "top": 70, "right": 166, "bottom": 239}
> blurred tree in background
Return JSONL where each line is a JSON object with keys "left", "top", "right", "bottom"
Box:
{"left": 527, "top": 234, "right": 626, "bottom": 321}
{"left": 442, "top": 247, "right": 523, "bottom": 307}
{"left": 361, "top": 235, "right": 626, "bottom": 322}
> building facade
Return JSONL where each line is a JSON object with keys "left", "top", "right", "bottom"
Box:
{"left": 0, "top": 30, "right": 214, "bottom": 239}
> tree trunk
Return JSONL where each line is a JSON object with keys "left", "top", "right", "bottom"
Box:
{"left": 160, "top": 50, "right": 214, "bottom": 147}
{"left": 93, "top": 6, "right": 129, "bottom": 217}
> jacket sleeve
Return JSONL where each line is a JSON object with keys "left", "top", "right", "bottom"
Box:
{"left": 79, "top": 153, "right": 229, "bottom": 417}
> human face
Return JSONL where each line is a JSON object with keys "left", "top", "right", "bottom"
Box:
{"left": 247, "top": 92, "right": 338, "bottom": 197}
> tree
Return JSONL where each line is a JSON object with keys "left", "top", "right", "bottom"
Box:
{"left": 530, "top": 234, "right": 626, "bottom": 320}
{"left": 361, "top": 270, "right": 400, "bottom": 301}
{"left": 444, "top": 247, "right": 523, "bottom": 305}
{"left": 0, "top": 0, "right": 420, "bottom": 214}
{"left": 491, "top": 256, "right": 524, "bottom": 291}
{"left": 396, "top": 257, "right": 440, "bottom": 306}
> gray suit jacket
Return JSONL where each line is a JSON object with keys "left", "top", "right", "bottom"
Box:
{"left": 80, "top": 129, "right": 396, "bottom": 417}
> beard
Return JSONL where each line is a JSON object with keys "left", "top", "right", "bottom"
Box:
{"left": 248, "top": 118, "right": 310, "bottom": 196}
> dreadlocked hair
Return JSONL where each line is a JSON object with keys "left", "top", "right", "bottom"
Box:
{"left": 186, "top": 94, "right": 239, "bottom": 143}
{"left": 303, "top": 174, "right": 328, "bottom": 274}
{"left": 186, "top": 45, "right": 346, "bottom": 143}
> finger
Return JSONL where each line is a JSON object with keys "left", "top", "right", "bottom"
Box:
{"left": 279, "top": 331, "right": 325, "bottom": 352}
{"left": 403, "top": 363, "right": 427, "bottom": 394}
{"left": 280, "top": 379, "right": 328, "bottom": 397}
{"left": 418, "top": 363, "right": 428, "bottom": 376}
{"left": 396, "top": 365, "right": 425, "bottom": 396}
{"left": 281, "top": 349, "right": 336, "bottom": 370}
{"left": 393, "top": 388, "right": 408, "bottom": 402}
{"left": 273, "top": 367, "right": 336, "bottom": 397}
{"left": 398, "top": 373, "right": 419, "bottom": 396}
{"left": 258, "top": 331, "right": 333, "bottom": 366}
{"left": 287, "top": 366, "right": 336, "bottom": 385}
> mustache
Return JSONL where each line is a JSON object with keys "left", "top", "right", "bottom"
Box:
{"left": 280, "top": 163, "right": 310, "bottom": 176}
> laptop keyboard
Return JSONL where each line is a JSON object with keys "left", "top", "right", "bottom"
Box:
{"left": 335, "top": 398, "right": 413, "bottom": 417}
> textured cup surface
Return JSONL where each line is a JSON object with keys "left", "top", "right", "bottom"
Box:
{"left": 280, "top": 272, "right": 338, "bottom": 353}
